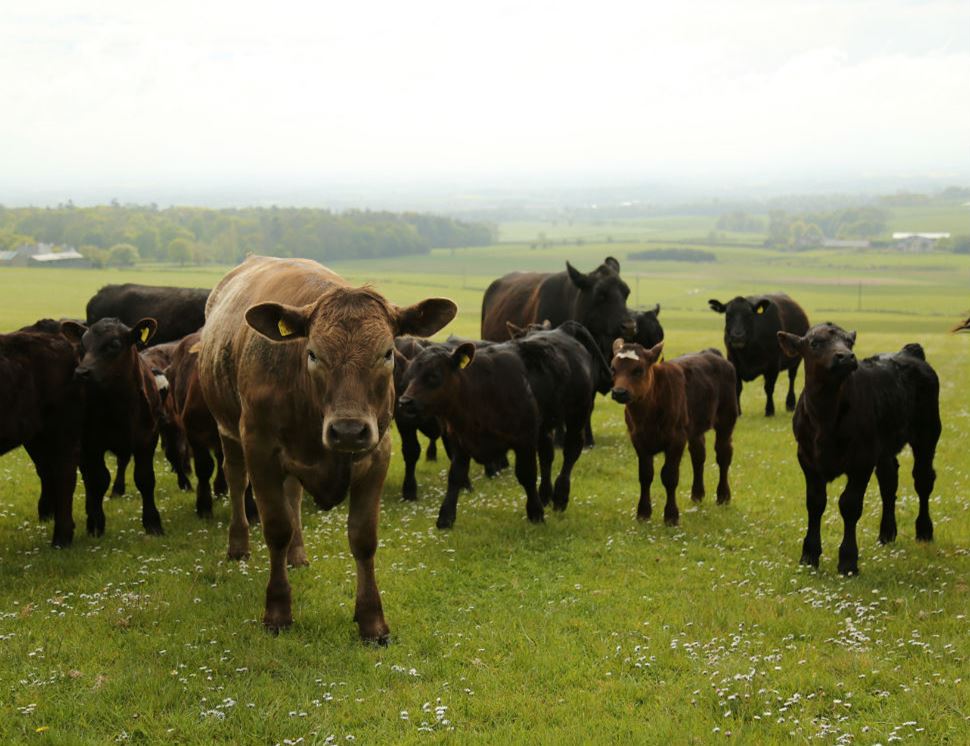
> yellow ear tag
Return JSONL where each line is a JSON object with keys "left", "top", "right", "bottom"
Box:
{"left": 459, "top": 354, "right": 471, "bottom": 369}
{"left": 756, "top": 305, "right": 765, "bottom": 314}
{"left": 140, "top": 327, "right": 150, "bottom": 343}
{"left": 278, "top": 319, "right": 294, "bottom": 337}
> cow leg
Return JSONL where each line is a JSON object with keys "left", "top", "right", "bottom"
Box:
{"left": 537, "top": 431, "right": 554, "bottom": 507}
{"left": 552, "top": 422, "right": 584, "bottom": 511}
{"left": 80, "top": 448, "right": 110, "bottom": 537}
{"left": 244, "top": 483, "right": 259, "bottom": 524}
{"left": 213, "top": 444, "right": 228, "bottom": 496}
{"left": 875, "top": 455, "right": 899, "bottom": 544}
{"left": 714, "top": 425, "right": 733, "bottom": 505}
{"left": 763, "top": 369, "right": 779, "bottom": 417}
{"left": 284, "top": 476, "right": 308, "bottom": 567}
{"left": 484, "top": 452, "right": 509, "bottom": 477}
{"left": 50, "top": 453, "right": 78, "bottom": 548}
{"left": 798, "top": 456, "right": 827, "bottom": 567}
{"left": 584, "top": 412, "right": 595, "bottom": 449}
{"left": 246, "top": 452, "right": 293, "bottom": 631}
{"left": 25, "top": 441, "right": 54, "bottom": 522}
{"left": 133, "top": 443, "right": 163, "bottom": 535}
{"left": 786, "top": 364, "right": 799, "bottom": 412}
{"left": 912, "top": 439, "right": 938, "bottom": 542}
{"left": 688, "top": 434, "right": 706, "bottom": 502}
{"left": 735, "top": 371, "right": 743, "bottom": 416}
{"left": 348, "top": 449, "right": 391, "bottom": 644}
{"left": 437, "top": 447, "right": 471, "bottom": 529}
{"left": 222, "top": 436, "right": 251, "bottom": 560}
{"left": 514, "top": 446, "right": 544, "bottom": 524}
{"left": 660, "top": 443, "right": 684, "bottom": 526}
{"left": 399, "top": 423, "right": 421, "bottom": 502}
{"left": 112, "top": 454, "right": 129, "bottom": 496}
{"left": 192, "top": 442, "right": 215, "bottom": 518}
{"left": 837, "top": 469, "right": 872, "bottom": 576}
{"left": 425, "top": 437, "right": 438, "bottom": 462}
{"left": 636, "top": 449, "right": 655, "bottom": 521}
{"left": 29, "top": 436, "right": 77, "bottom": 547}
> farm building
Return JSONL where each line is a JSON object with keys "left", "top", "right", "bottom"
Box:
{"left": 27, "top": 249, "right": 91, "bottom": 268}
{"left": 892, "top": 232, "right": 950, "bottom": 252}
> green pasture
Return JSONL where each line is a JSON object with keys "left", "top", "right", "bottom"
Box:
{"left": 1, "top": 235, "right": 969, "bottom": 744}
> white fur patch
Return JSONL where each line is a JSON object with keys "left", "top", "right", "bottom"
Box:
{"left": 616, "top": 349, "right": 639, "bottom": 361}
{"left": 154, "top": 373, "right": 169, "bottom": 392}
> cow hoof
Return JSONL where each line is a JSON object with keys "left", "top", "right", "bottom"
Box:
{"left": 178, "top": 477, "right": 192, "bottom": 492}
{"left": 838, "top": 563, "right": 858, "bottom": 577}
{"left": 196, "top": 507, "right": 214, "bottom": 520}
{"left": 359, "top": 620, "right": 391, "bottom": 646}
{"left": 401, "top": 487, "right": 417, "bottom": 502}
{"left": 263, "top": 616, "right": 293, "bottom": 634}
{"left": 552, "top": 500, "right": 568, "bottom": 512}
{"left": 915, "top": 518, "right": 933, "bottom": 542}
{"left": 87, "top": 516, "right": 106, "bottom": 537}
{"left": 287, "top": 547, "right": 309, "bottom": 567}
{"left": 878, "top": 527, "right": 897, "bottom": 544}
{"left": 51, "top": 531, "right": 74, "bottom": 548}
{"left": 799, "top": 552, "right": 820, "bottom": 568}
{"left": 691, "top": 492, "right": 704, "bottom": 503}
{"left": 227, "top": 548, "right": 250, "bottom": 561}
{"left": 716, "top": 494, "right": 731, "bottom": 505}
{"left": 636, "top": 511, "right": 652, "bottom": 522}
{"left": 436, "top": 513, "right": 455, "bottom": 530}
{"left": 111, "top": 487, "right": 125, "bottom": 497}
{"left": 143, "top": 518, "right": 164, "bottom": 536}
{"left": 663, "top": 513, "right": 679, "bottom": 527}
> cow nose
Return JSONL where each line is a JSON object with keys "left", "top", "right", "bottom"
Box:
{"left": 398, "top": 396, "right": 420, "bottom": 417}
{"left": 74, "top": 366, "right": 92, "bottom": 381}
{"left": 326, "top": 418, "right": 374, "bottom": 452}
{"left": 834, "top": 351, "right": 857, "bottom": 368}
{"left": 611, "top": 388, "right": 631, "bottom": 404}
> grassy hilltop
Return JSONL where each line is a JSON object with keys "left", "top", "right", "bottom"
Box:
{"left": 0, "top": 213, "right": 968, "bottom": 743}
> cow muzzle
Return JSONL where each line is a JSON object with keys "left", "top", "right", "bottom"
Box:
{"left": 397, "top": 396, "right": 422, "bottom": 419}
{"left": 611, "top": 387, "right": 631, "bottom": 404}
{"left": 620, "top": 318, "right": 637, "bottom": 340}
{"left": 324, "top": 417, "right": 378, "bottom": 454}
{"left": 73, "top": 366, "right": 93, "bottom": 382}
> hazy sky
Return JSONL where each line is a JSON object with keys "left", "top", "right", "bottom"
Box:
{"left": 2, "top": 0, "right": 969, "bottom": 203}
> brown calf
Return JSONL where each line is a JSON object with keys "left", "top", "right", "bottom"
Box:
{"left": 610, "top": 340, "right": 738, "bottom": 526}
{"left": 199, "top": 256, "right": 456, "bottom": 639}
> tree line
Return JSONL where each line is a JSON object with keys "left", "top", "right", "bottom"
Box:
{"left": 0, "top": 204, "right": 496, "bottom": 266}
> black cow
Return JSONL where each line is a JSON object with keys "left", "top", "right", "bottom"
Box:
{"left": 60, "top": 318, "right": 166, "bottom": 537}
{"left": 0, "top": 320, "right": 83, "bottom": 547}
{"left": 778, "top": 323, "right": 941, "bottom": 575}
{"left": 480, "top": 256, "right": 636, "bottom": 361}
{"left": 632, "top": 304, "right": 664, "bottom": 348}
{"left": 708, "top": 293, "right": 809, "bottom": 416}
{"left": 399, "top": 330, "right": 597, "bottom": 528}
{"left": 394, "top": 336, "right": 447, "bottom": 501}
{"left": 86, "top": 283, "right": 209, "bottom": 345}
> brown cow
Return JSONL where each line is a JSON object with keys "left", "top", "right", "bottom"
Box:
{"left": 199, "top": 256, "right": 457, "bottom": 638}
{"left": 954, "top": 315, "right": 970, "bottom": 332}
{"left": 610, "top": 340, "right": 738, "bottom": 526}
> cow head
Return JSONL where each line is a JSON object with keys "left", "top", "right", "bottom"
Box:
{"left": 245, "top": 288, "right": 456, "bottom": 455}
{"left": 565, "top": 256, "right": 635, "bottom": 356}
{"left": 61, "top": 317, "right": 157, "bottom": 384}
{"left": 398, "top": 342, "right": 475, "bottom": 419}
{"left": 610, "top": 338, "right": 663, "bottom": 405}
{"left": 633, "top": 304, "right": 664, "bottom": 348}
{"left": 778, "top": 323, "right": 857, "bottom": 387}
{"left": 708, "top": 296, "right": 771, "bottom": 350}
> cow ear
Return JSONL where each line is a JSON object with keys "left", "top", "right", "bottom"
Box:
{"left": 506, "top": 321, "right": 525, "bottom": 338}
{"left": 754, "top": 299, "right": 771, "bottom": 315}
{"left": 451, "top": 342, "right": 476, "bottom": 370}
{"left": 612, "top": 338, "right": 625, "bottom": 355}
{"left": 245, "top": 302, "right": 311, "bottom": 342}
{"left": 777, "top": 331, "right": 804, "bottom": 358}
{"left": 130, "top": 318, "right": 158, "bottom": 349}
{"left": 651, "top": 303, "right": 660, "bottom": 317}
{"left": 646, "top": 341, "right": 664, "bottom": 362}
{"left": 847, "top": 331, "right": 857, "bottom": 348}
{"left": 604, "top": 256, "right": 620, "bottom": 273}
{"left": 395, "top": 298, "right": 458, "bottom": 338}
{"left": 566, "top": 262, "right": 592, "bottom": 289}
{"left": 60, "top": 320, "right": 87, "bottom": 344}
{"left": 708, "top": 299, "right": 726, "bottom": 313}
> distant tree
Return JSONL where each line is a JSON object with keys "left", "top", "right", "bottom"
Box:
{"left": 79, "top": 244, "right": 108, "bottom": 269}
{"left": 107, "top": 243, "right": 139, "bottom": 267}
{"left": 167, "top": 237, "right": 193, "bottom": 265}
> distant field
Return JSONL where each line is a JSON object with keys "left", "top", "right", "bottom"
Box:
{"left": 1, "top": 226, "right": 969, "bottom": 743}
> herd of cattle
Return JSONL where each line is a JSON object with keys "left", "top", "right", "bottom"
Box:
{"left": 0, "top": 254, "right": 955, "bottom": 642}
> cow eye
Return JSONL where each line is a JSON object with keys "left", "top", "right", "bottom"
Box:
{"left": 809, "top": 339, "right": 820, "bottom": 350}
{"left": 307, "top": 349, "right": 318, "bottom": 363}
{"left": 383, "top": 348, "right": 394, "bottom": 365}
{"left": 109, "top": 339, "right": 123, "bottom": 351}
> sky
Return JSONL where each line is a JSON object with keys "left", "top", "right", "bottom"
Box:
{"left": 1, "top": 0, "right": 969, "bottom": 205}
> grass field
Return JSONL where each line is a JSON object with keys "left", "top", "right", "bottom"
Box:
{"left": 1, "top": 230, "right": 969, "bottom": 744}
